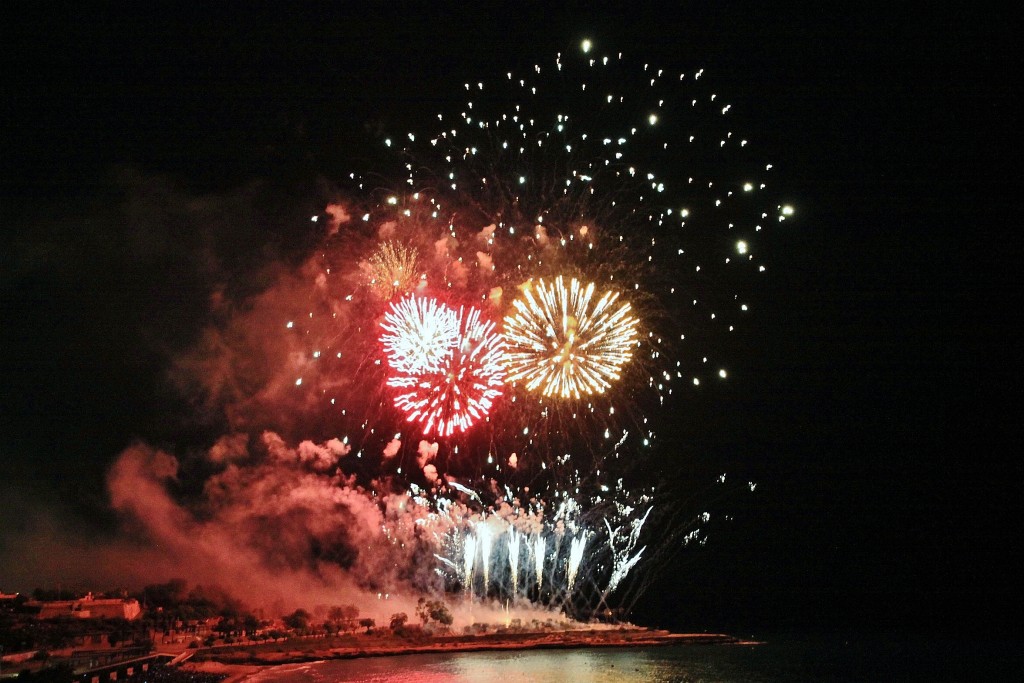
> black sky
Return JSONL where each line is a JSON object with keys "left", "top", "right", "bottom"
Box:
{"left": 2, "top": 3, "right": 1020, "bottom": 637}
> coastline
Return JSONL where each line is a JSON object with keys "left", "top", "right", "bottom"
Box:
{"left": 184, "top": 628, "right": 746, "bottom": 682}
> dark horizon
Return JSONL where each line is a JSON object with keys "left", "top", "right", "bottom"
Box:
{"left": 2, "top": 4, "right": 1018, "bottom": 639}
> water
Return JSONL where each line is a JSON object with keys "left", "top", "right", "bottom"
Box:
{"left": 239, "top": 638, "right": 1015, "bottom": 683}
{"left": 242, "top": 636, "right": 1022, "bottom": 682}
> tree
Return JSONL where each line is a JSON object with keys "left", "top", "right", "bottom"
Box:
{"left": 327, "top": 604, "right": 359, "bottom": 631}
{"left": 213, "top": 617, "right": 238, "bottom": 638}
{"left": 139, "top": 579, "right": 188, "bottom": 609}
{"left": 389, "top": 612, "right": 408, "bottom": 630}
{"left": 242, "top": 614, "right": 261, "bottom": 638}
{"left": 358, "top": 618, "right": 375, "bottom": 633}
{"left": 283, "top": 609, "right": 311, "bottom": 631}
{"left": 430, "top": 602, "right": 453, "bottom": 629}
{"left": 415, "top": 598, "right": 429, "bottom": 626}
{"left": 415, "top": 598, "right": 453, "bottom": 632}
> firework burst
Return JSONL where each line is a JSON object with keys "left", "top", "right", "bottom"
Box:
{"left": 381, "top": 295, "right": 460, "bottom": 375}
{"left": 503, "top": 276, "right": 640, "bottom": 399}
{"left": 365, "top": 241, "right": 420, "bottom": 300}
{"left": 387, "top": 305, "right": 506, "bottom": 437}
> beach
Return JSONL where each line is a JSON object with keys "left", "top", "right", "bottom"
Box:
{"left": 182, "top": 628, "right": 743, "bottom": 681}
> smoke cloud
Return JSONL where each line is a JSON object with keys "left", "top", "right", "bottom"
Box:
{"left": 382, "top": 438, "right": 401, "bottom": 459}
{"left": 101, "top": 436, "right": 447, "bottom": 617}
{"left": 416, "top": 440, "right": 439, "bottom": 468}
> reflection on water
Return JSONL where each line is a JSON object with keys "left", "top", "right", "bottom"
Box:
{"left": 247, "top": 643, "right": 828, "bottom": 682}
{"left": 249, "top": 647, "right": 746, "bottom": 683}
{"left": 246, "top": 637, "right": 1023, "bottom": 682}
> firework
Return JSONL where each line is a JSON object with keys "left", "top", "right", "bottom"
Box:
{"left": 502, "top": 276, "right": 640, "bottom": 399}
{"left": 387, "top": 306, "right": 506, "bottom": 437}
{"left": 302, "top": 40, "right": 785, "bottom": 611}
{"left": 152, "top": 39, "right": 788, "bottom": 624}
{"left": 366, "top": 241, "right": 420, "bottom": 299}
{"left": 381, "top": 295, "right": 460, "bottom": 375}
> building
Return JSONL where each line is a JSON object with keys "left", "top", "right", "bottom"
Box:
{"left": 31, "top": 595, "right": 142, "bottom": 621}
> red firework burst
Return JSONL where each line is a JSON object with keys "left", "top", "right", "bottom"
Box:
{"left": 385, "top": 305, "right": 506, "bottom": 436}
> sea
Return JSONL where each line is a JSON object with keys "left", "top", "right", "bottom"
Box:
{"left": 243, "top": 635, "right": 1022, "bottom": 682}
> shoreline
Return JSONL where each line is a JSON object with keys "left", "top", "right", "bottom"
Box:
{"left": 184, "top": 628, "right": 749, "bottom": 681}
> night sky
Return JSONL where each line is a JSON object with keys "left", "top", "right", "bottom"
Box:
{"left": 2, "top": 3, "right": 1019, "bottom": 638}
